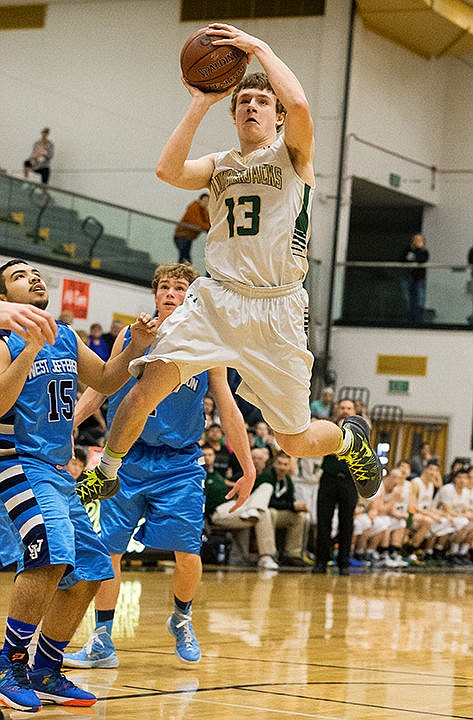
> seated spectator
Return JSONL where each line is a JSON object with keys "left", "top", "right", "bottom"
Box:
{"left": 202, "top": 423, "right": 231, "bottom": 478}
{"left": 202, "top": 445, "right": 278, "bottom": 570}
{"left": 411, "top": 441, "right": 436, "bottom": 477}
{"left": 102, "top": 319, "right": 124, "bottom": 354}
{"left": 410, "top": 461, "right": 451, "bottom": 565}
{"left": 76, "top": 328, "right": 89, "bottom": 346}
{"left": 253, "top": 421, "right": 278, "bottom": 454}
{"left": 434, "top": 467, "right": 473, "bottom": 566}
{"left": 23, "top": 127, "right": 54, "bottom": 184}
{"left": 88, "top": 322, "right": 110, "bottom": 360}
{"left": 58, "top": 310, "right": 74, "bottom": 325}
{"left": 443, "top": 457, "right": 468, "bottom": 485}
{"left": 310, "top": 387, "right": 334, "bottom": 419}
{"left": 228, "top": 429, "right": 257, "bottom": 481}
{"left": 370, "top": 468, "right": 409, "bottom": 568}
{"left": 396, "top": 459, "right": 413, "bottom": 481}
{"left": 203, "top": 392, "right": 221, "bottom": 429}
{"left": 255, "top": 451, "right": 310, "bottom": 567}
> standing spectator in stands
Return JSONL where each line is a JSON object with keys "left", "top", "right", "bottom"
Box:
{"left": 411, "top": 441, "right": 434, "bottom": 478}
{"left": 23, "top": 128, "right": 54, "bottom": 185}
{"left": 255, "top": 451, "right": 310, "bottom": 567}
{"left": 313, "top": 398, "right": 358, "bottom": 576}
{"left": 400, "top": 232, "right": 429, "bottom": 325}
{"left": 173, "top": 192, "right": 210, "bottom": 264}
{"left": 310, "top": 387, "right": 334, "bottom": 419}
{"left": 88, "top": 323, "right": 110, "bottom": 360}
{"left": 102, "top": 319, "right": 124, "bottom": 355}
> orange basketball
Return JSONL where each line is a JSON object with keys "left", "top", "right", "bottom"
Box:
{"left": 180, "top": 28, "right": 247, "bottom": 93}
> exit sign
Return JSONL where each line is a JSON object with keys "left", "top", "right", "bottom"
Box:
{"left": 389, "top": 173, "right": 401, "bottom": 188}
{"left": 388, "top": 379, "right": 409, "bottom": 395}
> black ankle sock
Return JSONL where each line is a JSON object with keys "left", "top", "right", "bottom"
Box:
{"left": 97, "top": 610, "right": 115, "bottom": 623}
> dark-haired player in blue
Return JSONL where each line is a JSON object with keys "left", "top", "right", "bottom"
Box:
{"left": 65, "top": 262, "right": 254, "bottom": 668}
{"left": 0, "top": 258, "right": 157, "bottom": 712}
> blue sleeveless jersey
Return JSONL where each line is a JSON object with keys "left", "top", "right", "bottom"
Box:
{"left": 3, "top": 322, "right": 78, "bottom": 465}
{"left": 106, "top": 328, "right": 208, "bottom": 449}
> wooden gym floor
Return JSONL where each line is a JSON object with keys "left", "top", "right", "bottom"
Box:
{"left": 1, "top": 565, "right": 473, "bottom": 719}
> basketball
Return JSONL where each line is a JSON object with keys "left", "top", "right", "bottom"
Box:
{"left": 180, "top": 28, "right": 247, "bottom": 93}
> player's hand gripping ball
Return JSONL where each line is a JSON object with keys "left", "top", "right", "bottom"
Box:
{"left": 180, "top": 27, "right": 247, "bottom": 92}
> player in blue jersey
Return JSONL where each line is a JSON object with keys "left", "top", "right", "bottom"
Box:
{"left": 0, "top": 258, "right": 157, "bottom": 712}
{"left": 65, "top": 263, "right": 254, "bottom": 668}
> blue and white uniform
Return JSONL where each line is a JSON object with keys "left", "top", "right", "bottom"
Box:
{"left": 100, "top": 327, "right": 207, "bottom": 555}
{"left": 0, "top": 323, "right": 113, "bottom": 585}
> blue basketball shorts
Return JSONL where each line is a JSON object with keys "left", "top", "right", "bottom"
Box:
{"left": 0, "top": 483, "right": 22, "bottom": 568}
{"left": 0, "top": 455, "right": 113, "bottom": 585}
{"left": 99, "top": 442, "right": 205, "bottom": 555}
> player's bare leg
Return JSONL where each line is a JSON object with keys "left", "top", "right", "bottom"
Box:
{"left": 275, "top": 414, "right": 382, "bottom": 499}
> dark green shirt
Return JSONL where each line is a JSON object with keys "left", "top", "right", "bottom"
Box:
{"left": 204, "top": 470, "right": 228, "bottom": 518}
{"left": 255, "top": 466, "right": 296, "bottom": 511}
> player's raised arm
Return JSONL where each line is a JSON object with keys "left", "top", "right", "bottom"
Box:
{"left": 208, "top": 23, "right": 315, "bottom": 182}
{"left": 155, "top": 87, "right": 219, "bottom": 191}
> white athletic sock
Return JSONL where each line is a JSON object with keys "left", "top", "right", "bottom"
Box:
{"left": 336, "top": 428, "right": 353, "bottom": 456}
{"left": 99, "top": 447, "right": 124, "bottom": 478}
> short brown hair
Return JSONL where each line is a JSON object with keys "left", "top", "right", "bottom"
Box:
{"left": 151, "top": 263, "right": 199, "bottom": 294}
{"left": 230, "top": 72, "right": 286, "bottom": 116}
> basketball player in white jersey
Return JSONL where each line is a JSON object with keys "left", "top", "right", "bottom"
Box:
{"left": 410, "top": 462, "right": 451, "bottom": 564}
{"left": 78, "top": 23, "right": 382, "bottom": 505}
{"left": 434, "top": 467, "right": 473, "bottom": 565}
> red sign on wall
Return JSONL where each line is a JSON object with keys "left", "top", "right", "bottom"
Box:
{"left": 61, "top": 278, "right": 90, "bottom": 320}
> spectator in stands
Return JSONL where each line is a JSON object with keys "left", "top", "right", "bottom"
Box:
{"left": 253, "top": 421, "right": 277, "bottom": 453}
{"left": 203, "top": 445, "right": 278, "bottom": 570}
{"left": 467, "top": 245, "right": 473, "bottom": 325}
{"left": 88, "top": 323, "right": 110, "bottom": 360}
{"left": 76, "top": 329, "right": 89, "bottom": 346}
{"left": 255, "top": 451, "right": 310, "bottom": 567}
{"left": 173, "top": 192, "right": 210, "bottom": 263}
{"left": 400, "top": 232, "right": 429, "bottom": 325}
{"left": 443, "top": 457, "right": 468, "bottom": 485}
{"left": 411, "top": 441, "right": 436, "bottom": 478}
{"left": 102, "top": 319, "right": 124, "bottom": 355}
{"left": 310, "top": 387, "right": 334, "bottom": 419}
{"left": 434, "top": 467, "right": 473, "bottom": 566}
{"left": 410, "top": 461, "right": 450, "bottom": 565}
{"left": 203, "top": 393, "right": 220, "bottom": 429}
{"left": 203, "top": 423, "right": 231, "bottom": 478}
{"left": 396, "top": 459, "right": 413, "bottom": 481}
{"left": 23, "top": 128, "right": 54, "bottom": 185}
{"left": 58, "top": 310, "right": 74, "bottom": 325}
{"left": 313, "top": 398, "right": 358, "bottom": 576}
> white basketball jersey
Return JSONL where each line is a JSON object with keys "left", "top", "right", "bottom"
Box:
{"left": 207, "top": 133, "right": 313, "bottom": 287}
{"left": 435, "top": 484, "right": 469, "bottom": 513}
{"left": 412, "top": 476, "right": 434, "bottom": 510}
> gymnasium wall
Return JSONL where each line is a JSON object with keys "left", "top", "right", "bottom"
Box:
{"left": 2, "top": 0, "right": 473, "bottom": 460}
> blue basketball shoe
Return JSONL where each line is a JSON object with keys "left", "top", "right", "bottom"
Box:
{"left": 63, "top": 627, "right": 119, "bottom": 669}
{"left": 29, "top": 666, "right": 96, "bottom": 706}
{"left": 0, "top": 647, "right": 41, "bottom": 712}
{"left": 166, "top": 613, "right": 201, "bottom": 664}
